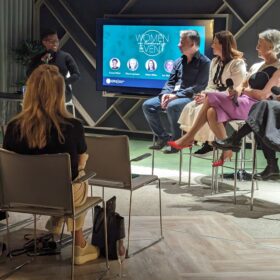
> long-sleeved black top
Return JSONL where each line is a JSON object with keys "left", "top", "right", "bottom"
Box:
{"left": 160, "top": 51, "right": 210, "bottom": 98}
{"left": 26, "top": 50, "right": 80, "bottom": 102}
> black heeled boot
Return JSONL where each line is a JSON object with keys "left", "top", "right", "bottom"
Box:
{"left": 212, "top": 131, "right": 242, "bottom": 152}
{"left": 254, "top": 158, "right": 280, "bottom": 180}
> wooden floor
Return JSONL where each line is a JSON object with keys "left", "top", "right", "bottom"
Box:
{"left": 1, "top": 214, "right": 280, "bottom": 279}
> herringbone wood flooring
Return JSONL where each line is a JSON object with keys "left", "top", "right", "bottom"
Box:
{"left": 1, "top": 214, "right": 280, "bottom": 279}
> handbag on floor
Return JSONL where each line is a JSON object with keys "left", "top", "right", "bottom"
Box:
{"left": 91, "top": 196, "right": 125, "bottom": 260}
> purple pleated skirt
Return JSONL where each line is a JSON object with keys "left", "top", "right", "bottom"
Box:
{"left": 207, "top": 92, "right": 258, "bottom": 123}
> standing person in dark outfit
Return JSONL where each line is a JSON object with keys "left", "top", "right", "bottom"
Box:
{"left": 142, "top": 30, "right": 210, "bottom": 154}
{"left": 26, "top": 29, "right": 80, "bottom": 103}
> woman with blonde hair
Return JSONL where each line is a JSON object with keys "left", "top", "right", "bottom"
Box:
{"left": 3, "top": 64, "right": 99, "bottom": 265}
{"left": 169, "top": 29, "right": 280, "bottom": 166}
{"left": 178, "top": 30, "right": 246, "bottom": 155}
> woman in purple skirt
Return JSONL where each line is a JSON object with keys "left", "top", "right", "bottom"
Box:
{"left": 168, "top": 29, "right": 280, "bottom": 166}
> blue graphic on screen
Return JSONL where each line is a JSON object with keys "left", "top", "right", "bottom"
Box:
{"left": 103, "top": 25, "right": 206, "bottom": 89}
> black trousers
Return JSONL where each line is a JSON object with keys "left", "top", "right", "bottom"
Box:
{"left": 255, "top": 135, "right": 276, "bottom": 163}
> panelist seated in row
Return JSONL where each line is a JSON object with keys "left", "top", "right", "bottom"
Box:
{"left": 3, "top": 64, "right": 99, "bottom": 266}
{"left": 178, "top": 30, "right": 247, "bottom": 155}
{"left": 213, "top": 91, "right": 280, "bottom": 181}
{"left": 168, "top": 29, "right": 280, "bottom": 166}
{"left": 142, "top": 30, "right": 211, "bottom": 154}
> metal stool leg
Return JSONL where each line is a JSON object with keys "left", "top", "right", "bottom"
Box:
{"left": 188, "top": 147, "right": 193, "bottom": 188}
{"left": 179, "top": 150, "right": 183, "bottom": 185}
{"left": 151, "top": 135, "right": 155, "bottom": 175}
{"left": 250, "top": 141, "right": 257, "bottom": 210}
{"left": 233, "top": 152, "right": 238, "bottom": 204}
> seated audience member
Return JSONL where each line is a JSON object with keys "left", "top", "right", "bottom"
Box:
{"left": 142, "top": 30, "right": 210, "bottom": 153}
{"left": 26, "top": 29, "right": 80, "bottom": 103}
{"left": 3, "top": 64, "right": 98, "bottom": 265}
{"left": 213, "top": 88, "right": 280, "bottom": 180}
{"left": 178, "top": 30, "right": 246, "bottom": 155}
{"left": 169, "top": 29, "right": 280, "bottom": 166}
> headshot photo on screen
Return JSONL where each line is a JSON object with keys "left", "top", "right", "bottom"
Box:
{"left": 146, "top": 59, "right": 157, "bottom": 72}
{"left": 164, "top": 60, "right": 174, "bottom": 73}
{"left": 127, "top": 58, "right": 139, "bottom": 71}
{"left": 110, "top": 58, "right": 120, "bottom": 70}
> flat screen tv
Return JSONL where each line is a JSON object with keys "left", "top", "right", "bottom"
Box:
{"left": 96, "top": 18, "right": 215, "bottom": 96}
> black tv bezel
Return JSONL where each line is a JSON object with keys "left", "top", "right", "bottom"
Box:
{"left": 96, "top": 17, "right": 219, "bottom": 96}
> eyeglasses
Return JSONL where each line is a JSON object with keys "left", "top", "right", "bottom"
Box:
{"left": 45, "top": 39, "right": 59, "bottom": 45}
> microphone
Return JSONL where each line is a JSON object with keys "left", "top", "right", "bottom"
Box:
{"left": 45, "top": 53, "right": 51, "bottom": 64}
{"left": 45, "top": 50, "right": 55, "bottom": 64}
{"left": 271, "top": 86, "right": 280, "bottom": 96}
{"left": 226, "top": 78, "right": 239, "bottom": 107}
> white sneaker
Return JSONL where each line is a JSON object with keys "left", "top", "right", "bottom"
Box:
{"left": 74, "top": 242, "right": 100, "bottom": 265}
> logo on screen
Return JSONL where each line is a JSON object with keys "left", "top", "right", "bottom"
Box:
{"left": 136, "top": 30, "right": 169, "bottom": 57}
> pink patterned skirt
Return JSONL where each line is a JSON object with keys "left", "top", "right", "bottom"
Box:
{"left": 207, "top": 91, "right": 258, "bottom": 123}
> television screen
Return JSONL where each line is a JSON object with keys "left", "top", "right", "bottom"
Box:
{"left": 96, "top": 18, "right": 215, "bottom": 96}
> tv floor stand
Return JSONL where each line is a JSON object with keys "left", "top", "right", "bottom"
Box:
{"left": 94, "top": 92, "right": 152, "bottom": 134}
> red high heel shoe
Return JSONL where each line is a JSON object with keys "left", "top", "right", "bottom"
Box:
{"left": 212, "top": 151, "right": 233, "bottom": 167}
{"left": 167, "top": 141, "right": 192, "bottom": 150}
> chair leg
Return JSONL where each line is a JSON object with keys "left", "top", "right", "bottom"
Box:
{"left": 71, "top": 219, "right": 75, "bottom": 280}
{"left": 5, "top": 215, "right": 11, "bottom": 260}
{"left": 91, "top": 185, "right": 94, "bottom": 226}
{"left": 179, "top": 150, "right": 183, "bottom": 185}
{"left": 250, "top": 141, "right": 257, "bottom": 211}
{"left": 188, "top": 147, "right": 193, "bottom": 188}
{"left": 151, "top": 135, "right": 155, "bottom": 175}
{"left": 211, "top": 147, "right": 216, "bottom": 194}
{"left": 103, "top": 200, "right": 109, "bottom": 270}
{"left": 59, "top": 219, "right": 66, "bottom": 246}
{"left": 158, "top": 179, "right": 163, "bottom": 238}
{"left": 234, "top": 152, "right": 239, "bottom": 204}
{"left": 126, "top": 190, "right": 133, "bottom": 258}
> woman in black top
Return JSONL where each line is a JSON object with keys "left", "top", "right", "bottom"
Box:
{"left": 213, "top": 94, "right": 280, "bottom": 180}
{"left": 3, "top": 64, "right": 98, "bottom": 265}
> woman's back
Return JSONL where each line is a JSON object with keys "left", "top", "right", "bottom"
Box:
{"left": 3, "top": 117, "right": 86, "bottom": 180}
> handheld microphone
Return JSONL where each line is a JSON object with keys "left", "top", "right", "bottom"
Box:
{"left": 271, "top": 86, "right": 280, "bottom": 96}
{"left": 226, "top": 78, "right": 239, "bottom": 107}
{"left": 45, "top": 53, "right": 51, "bottom": 64}
{"left": 45, "top": 50, "right": 55, "bottom": 64}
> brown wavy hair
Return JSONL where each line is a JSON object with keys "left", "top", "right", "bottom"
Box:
{"left": 215, "top": 30, "right": 244, "bottom": 63}
{"left": 12, "top": 64, "right": 72, "bottom": 149}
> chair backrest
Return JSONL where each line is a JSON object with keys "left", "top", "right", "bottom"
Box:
{"left": 85, "top": 135, "right": 132, "bottom": 188}
{"left": 0, "top": 149, "right": 73, "bottom": 215}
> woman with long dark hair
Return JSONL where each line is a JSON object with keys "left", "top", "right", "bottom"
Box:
{"left": 178, "top": 30, "right": 246, "bottom": 154}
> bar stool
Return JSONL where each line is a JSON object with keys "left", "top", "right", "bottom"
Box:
{"left": 150, "top": 111, "right": 183, "bottom": 184}
{"left": 212, "top": 120, "right": 258, "bottom": 205}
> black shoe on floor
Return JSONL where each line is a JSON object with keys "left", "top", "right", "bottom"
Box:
{"left": 253, "top": 165, "right": 280, "bottom": 180}
{"left": 194, "top": 142, "right": 213, "bottom": 156}
{"left": 162, "top": 146, "right": 179, "bottom": 154}
{"left": 149, "top": 138, "right": 168, "bottom": 150}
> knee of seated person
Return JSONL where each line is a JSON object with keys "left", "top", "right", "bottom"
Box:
{"left": 142, "top": 99, "right": 150, "bottom": 112}
{"left": 166, "top": 101, "right": 181, "bottom": 113}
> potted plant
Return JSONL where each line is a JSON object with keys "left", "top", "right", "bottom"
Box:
{"left": 13, "top": 40, "right": 44, "bottom": 90}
